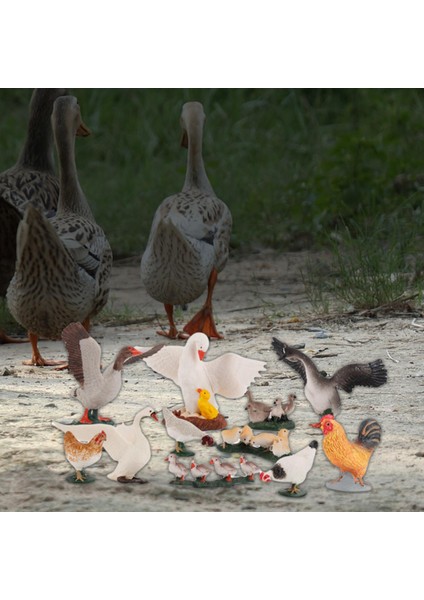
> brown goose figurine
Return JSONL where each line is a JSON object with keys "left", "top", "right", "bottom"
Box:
{"left": 0, "top": 88, "right": 67, "bottom": 343}
{"left": 61, "top": 322, "right": 163, "bottom": 424}
{"left": 6, "top": 96, "right": 113, "bottom": 366}
{"left": 140, "top": 101, "right": 232, "bottom": 339}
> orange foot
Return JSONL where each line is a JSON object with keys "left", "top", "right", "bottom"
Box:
{"left": 183, "top": 306, "right": 223, "bottom": 339}
{"left": 23, "top": 356, "right": 67, "bottom": 368}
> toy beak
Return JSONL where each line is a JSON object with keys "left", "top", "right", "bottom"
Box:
{"left": 151, "top": 412, "right": 159, "bottom": 422}
{"left": 198, "top": 350, "right": 205, "bottom": 360}
{"left": 310, "top": 422, "right": 322, "bottom": 429}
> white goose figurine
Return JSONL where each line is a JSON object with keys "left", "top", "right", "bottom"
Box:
{"left": 62, "top": 322, "right": 162, "bottom": 423}
{"left": 136, "top": 332, "right": 266, "bottom": 414}
{"left": 53, "top": 405, "right": 158, "bottom": 483}
{"left": 140, "top": 101, "right": 232, "bottom": 340}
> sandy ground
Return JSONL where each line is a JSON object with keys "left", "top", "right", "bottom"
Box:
{"left": 1, "top": 248, "right": 423, "bottom": 512}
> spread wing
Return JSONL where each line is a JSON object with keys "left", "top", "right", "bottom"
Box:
{"left": 271, "top": 338, "right": 313, "bottom": 384}
{"left": 331, "top": 359, "right": 388, "bottom": 393}
{"left": 141, "top": 345, "right": 184, "bottom": 385}
{"left": 204, "top": 353, "right": 266, "bottom": 399}
{"left": 61, "top": 322, "right": 101, "bottom": 386}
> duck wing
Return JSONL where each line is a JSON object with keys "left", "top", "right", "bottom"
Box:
{"left": 62, "top": 322, "right": 101, "bottom": 387}
{"left": 271, "top": 338, "right": 319, "bottom": 385}
{"left": 204, "top": 353, "right": 266, "bottom": 399}
{"left": 141, "top": 345, "right": 184, "bottom": 385}
{"left": 331, "top": 359, "right": 388, "bottom": 393}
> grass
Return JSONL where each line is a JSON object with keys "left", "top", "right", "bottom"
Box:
{"left": 1, "top": 88, "right": 424, "bottom": 314}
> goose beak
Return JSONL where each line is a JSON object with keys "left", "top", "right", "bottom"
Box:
{"left": 151, "top": 412, "right": 159, "bottom": 422}
{"left": 198, "top": 350, "right": 205, "bottom": 360}
{"left": 129, "top": 347, "right": 143, "bottom": 356}
{"left": 76, "top": 121, "right": 91, "bottom": 137}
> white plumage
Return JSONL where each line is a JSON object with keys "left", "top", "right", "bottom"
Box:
{"left": 260, "top": 441, "right": 318, "bottom": 494}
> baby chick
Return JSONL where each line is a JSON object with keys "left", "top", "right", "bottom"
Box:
{"left": 221, "top": 426, "right": 243, "bottom": 448}
{"left": 239, "top": 455, "right": 261, "bottom": 480}
{"left": 197, "top": 387, "right": 219, "bottom": 420}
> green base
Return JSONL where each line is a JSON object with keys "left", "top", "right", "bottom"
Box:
{"left": 174, "top": 443, "right": 195, "bottom": 457}
{"left": 170, "top": 476, "right": 253, "bottom": 488}
{"left": 278, "top": 488, "right": 307, "bottom": 498}
{"left": 216, "top": 442, "right": 276, "bottom": 461}
{"left": 65, "top": 470, "right": 95, "bottom": 484}
{"left": 248, "top": 419, "right": 295, "bottom": 431}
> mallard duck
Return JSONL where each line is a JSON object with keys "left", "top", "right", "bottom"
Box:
{"left": 0, "top": 89, "right": 67, "bottom": 343}
{"left": 140, "top": 101, "right": 232, "bottom": 339}
{"left": 6, "top": 96, "right": 113, "bottom": 366}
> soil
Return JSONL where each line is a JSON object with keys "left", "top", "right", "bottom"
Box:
{"left": 1, "top": 249, "right": 423, "bottom": 512}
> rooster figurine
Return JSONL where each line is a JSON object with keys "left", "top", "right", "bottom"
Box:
{"left": 62, "top": 322, "right": 162, "bottom": 423}
{"left": 63, "top": 430, "right": 106, "bottom": 483}
{"left": 310, "top": 414, "right": 381, "bottom": 491}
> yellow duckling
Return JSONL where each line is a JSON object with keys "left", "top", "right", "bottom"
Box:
{"left": 196, "top": 388, "right": 219, "bottom": 420}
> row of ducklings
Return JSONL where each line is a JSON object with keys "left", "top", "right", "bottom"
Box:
{"left": 166, "top": 453, "right": 262, "bottom": 483}
{"left": 221, "top": 424, "right": 291, "bottom": 457}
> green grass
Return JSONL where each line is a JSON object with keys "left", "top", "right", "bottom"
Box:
{"left": 1, "top": 89, "right": 424, "bottom": 313}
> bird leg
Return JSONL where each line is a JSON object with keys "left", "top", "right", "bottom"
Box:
{"left": 88, "top": 409, "right": 112, "bottom": 423}
{"left": 225, "top": 474, "right": 232, "bottom": 482}
{"left": 0, "top": 329, "right": 28, "bottom": 344}
{"left": 79, "top": 409, "right": 94, "bottom": 424}
{"left": 175, "top": 441, "right": 183, "bottom": 453}
{"left": 183, "top": 268, "right": 223, "bottom": 339}
{"left": 289, "top": 484, "right": 300, "bottom": 495}
{"left": 200, "top": 475, "right": 206, "bottom": 483}
{"left": 22, "top": 332, "right": 67, "bottom": 367}
{"left": 248, "top": 474, "right": 254, "bottom": 481}
{"left": 75, "top": 470, "right": 85, "bottom": 482}
{"left": 157, "top": 304, "right": 188, "bottom": 339}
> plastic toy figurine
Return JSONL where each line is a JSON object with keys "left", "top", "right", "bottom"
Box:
{"left": 190, "top": 460, "right": 213, "bottom": 483}
{"left": 239, "top": 456, "right": 261, "bottom": 481}
{"left": 197, "top": 388, "right": 219, "bottom": 420}
{"left": 245, "top": 389, "right": 296, "bottom": 431}
{"left": 53, "top": 406, "right": 158, "bottom": 484}
{"left": 209, "top": 457, "right": 239, "bottom": 482}
{"left": 63, "top": 430, "right": 106, "bottom": 483}
{"left": 221, "top": 426, "right": 243, "bottom": 448}
{"left": 272, "top": 337, "right": 387, "bottom": 416}
{"left": 62, "top": 322, "right": 162, "bottom": 424}
{"left": 166, "top": 453, "right": 189, "bottom": 482}
{"left": 310, "top": 414, "right": 381, "bottom": 492}
{"left": 260, "top": 441, "right": 318, "bottom": 497}
{"left": 162, "top": 406, "right": 214, "bottom": 456}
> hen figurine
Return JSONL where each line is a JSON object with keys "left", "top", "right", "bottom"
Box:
{"left": 161, "top": 406, "right": 214, "bottom": 455}
{"left": 166, "top": 453, "right": 189, "bottom": 481}
{"left": 260, "top": 441, "right": 318, "bottom": 497}
{"left": 63, "top": 430, "right": 106, "bottom": 483}
{"left": 271, "top": 337, "right": 387, "bottom": 416}
{"left": 140, "top": 101, "right": 232, "bottom": 340}
{"left": 190, "top": 460, "right": 213, "bottom": 483}
{"left": 136, "top": 332, "right": 265, "bottom": 416}
{"left": 62, "top": 322, "right": 161, "bottom": 424}
{"left": 310, "top": 414, "right": 382, "bottom": 491}
{"left": 209, "top": 456, "right": 238, "bottom": 482}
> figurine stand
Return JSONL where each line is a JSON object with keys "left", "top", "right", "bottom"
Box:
{"left": 65, "top": 470, "right": 95, "bottom": 484}
{"left": 173, "top": 410, "right": 227, "bottom": 431}
{"left": 278, "top": 488, "right": 307, "bottom": 498}
{"left": 325, "top": 472, "right": 372, "bottom": 493}
{"left": 216, "top": 442, "right": 276, "bottom": 461}
{"left": 248, "top": 419, "right": 295, "bottom": 431}
{"left": 170, "top": 477, "right": 253, "bottom": 488}
{"left": 174, "top": 442, "right": 196, "bottom": 457}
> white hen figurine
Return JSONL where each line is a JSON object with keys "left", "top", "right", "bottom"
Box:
{"left": 260, "top": 440, "right": 318, "bottom": 496}
{"left": 239, "top": 455, "right": 262, "bottom": 480}
{"left": 209, "top": 456, "right": 238, "bottom": 481}
{"left": 136, "top": 332, "right": 265, "bottom": 414}
{"left": 162, "top": 406, "right": 213, "bottom": 454}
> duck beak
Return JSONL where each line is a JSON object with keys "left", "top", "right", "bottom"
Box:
{"left": 151, "top": 412, "right": 159, "bottom": 422}
{"left": 76, "top": 121, "right": 91, "bottom": 137}
{"left": 198, "top": 350, "right": 205, "bottom": 361}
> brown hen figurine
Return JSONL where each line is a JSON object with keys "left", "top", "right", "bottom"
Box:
{"left": 63, "top": 430, "right": 106, "bottom": 483}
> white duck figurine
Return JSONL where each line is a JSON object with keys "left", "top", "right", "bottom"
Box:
{"left": 6, "top": 96, "right": 113, "bottom": 366}
{"left": 162, "top": 406, "right": 214, "bottom": 454}
{"left": 165, "top": 453, "right": 189, "bottom": 481}
{"left": 190, "top": 460, "right": 212, "bottom": 483}
{"left": 239, "top": 455, "right": 262, "bottom": 480}
{"left": 136, "top": 332, "right": 266, "bottom": 414}
{"left": 209, "top": 456, "right": 238, "bottom": 481}
{"left": 61, "top": 322, "right": 162, "bottom": 424}
{"left": 140, "top": 101, "right": 232, "bottom": 340}
{"left": 53, "top": 406, "right": 158, "bottom": 484}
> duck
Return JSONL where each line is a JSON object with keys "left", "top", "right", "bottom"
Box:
{"left": 239, "top": 456, "right": 261, "bottom": 480}
{"left": 271, "top": 338, "right": 388, "bottom": 416}
{"left": 209, "top": 456, "right": 238, "bottom": 481}
{"left": 61, "top": 322, "right": 162, "bottom": 424}
{"left": 140, "top": 101, "right": 232, "bottom": 340}
{"left": 161, "top": 406, "right": 214, "bottom": 454}
{"left": 165, "top": 453, "right": 189, "bottom": 481}
{"left": 6, "top": 96, "right": 113, "bottom": 366}
{"left": 0, "top": 89, "right": 67, "bottom": 343}
{"left": 197, "top": 387, "right": 219, "bottom": 420}
{"left": 190, "top": 460, "right": 212, "bottom": 483}
{"left": 137, "top": 332, "right": 265, "bottom": 414}
{"left": 53, "top": 405, "right": 158, "bottom": 484}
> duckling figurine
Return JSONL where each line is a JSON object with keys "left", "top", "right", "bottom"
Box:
{"left": 197, "top": 387, "right": 219, "bottom": 420}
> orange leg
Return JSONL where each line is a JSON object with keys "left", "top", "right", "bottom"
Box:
{"left": 79, "top": 409, "right": 93, "bottom": 424}
{"left": 183, "top": 268, "right": 223, "bottom": 339}
{"left": 157, "top": 304, "right": 188, "bottom": 339}
{"left": 225, "top": 474, "right": 232, "bottom": 482}
{"left": 0, "top": 329, "right": 27, "bottom": 344}
{"left": 23, "top": 332, "right": 66, "bottom": 367}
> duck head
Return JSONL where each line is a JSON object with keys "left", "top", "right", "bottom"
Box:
{"left": 186, "top": 332, "right": 209, "bottom": 361}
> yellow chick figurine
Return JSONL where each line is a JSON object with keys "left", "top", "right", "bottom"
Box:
{"left": 196, "top": 388, "right": 219, "bottom": 420}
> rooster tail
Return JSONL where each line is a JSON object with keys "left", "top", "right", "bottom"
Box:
{"left": 357, "top": 418, "right": 381, "bottom": 449}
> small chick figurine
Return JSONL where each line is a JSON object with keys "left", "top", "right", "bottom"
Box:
{"left": 197, "top": 387, "right": 219, "bottom": 420}
{"left": 63, "top": 430, "right": 106, "bottom": 483}
{"left": 221, "top": 426, "right": 243, "bottom": 448}
{"left": 239, "top": 456, "right": 261, "bottom": 480}
{"left": 190, "top": 461, "right": 213, "bottom": 483}
{"left": 165, "top": 453, "right": 189, "bottom": 481}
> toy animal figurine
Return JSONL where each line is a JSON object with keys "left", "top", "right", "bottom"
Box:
{"left": 267, "top": 393, "right": 296, "bottom": 421}
{"left": 190, "top": 460, "right": 213, "bottom": 483}
{"left": 221, "top": 426, "right": 243, "bottom": 448}
{"left": 272, "top": 337, "right": 388, "bottom": 416}
{"left": 250, "top": 431, "right": 278, "bottom": 450}
{"left": 140, "top": 101, "right": 232, "bottom": 340}
{"left": 310, "top": 414, "right": 382, "bottom": 492}
{"left": 136, "top": 332, "right": 265, "bottom": 417}
{"left": 63, "top": 430, "right": 106, "bottom": 483}
{"left": 239, "top": 456, "right": 261, "bottom": 480}
{"left": 162, "top": 406, "right": 214, "bottom": 455}
{"left": 62, "top": 322, "right": 162, "bottom": 424}
{"left": 260, "top": 441, "right": 318, "bottom": 497}
{"left": 240, "top": 424, "right": 254, "bottom": 445}
{"left": 53, "top": 406, "right": 158, "bottom": 484}
{"left": 245, "top": 390, "right": 271, "bottom": 423}
{"left": 166, "top": 453, "right": 189, "bottom": 481}
{"left": 197, "top": 388, "right": 219, "bottom": 420}
{"left": 270, "top": 429, "right": 291, "bottom": 457}
{"left": 209, "top": 457, "right": 238, "bottom": 482}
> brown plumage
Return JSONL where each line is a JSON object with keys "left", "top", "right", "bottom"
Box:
{"left": 6, "top": 96, "right": 113, "bottom": 366}
{"left": 141, "top": 101, "right": 232, "bottom": 339}
{"left": 63, "top": 430, "right": 106, "bottom": 482}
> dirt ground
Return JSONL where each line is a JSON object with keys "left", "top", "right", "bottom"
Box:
{"left": 1, "top": 249, "right": 423, "bottom": 512}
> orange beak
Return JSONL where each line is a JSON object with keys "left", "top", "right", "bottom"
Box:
{"left": 209, "top": 459, "right": 214, "bottom": 465}
{"left": 76, "top": 121, "right": 91, "bottom": 137}
{"left": 196, "top": 388, "right": 202, "bottom": 393}
{"left": 151, "top": 412, "right": 159, "bottom": 422}
{"left": 129, "top": 347, "right": 143, "bottom": 356}
{"left": 198, "top": 350, "right": 205, "bottom": 361}
{"left": 310, "top": 422, "right": 322, "bottom": 429}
